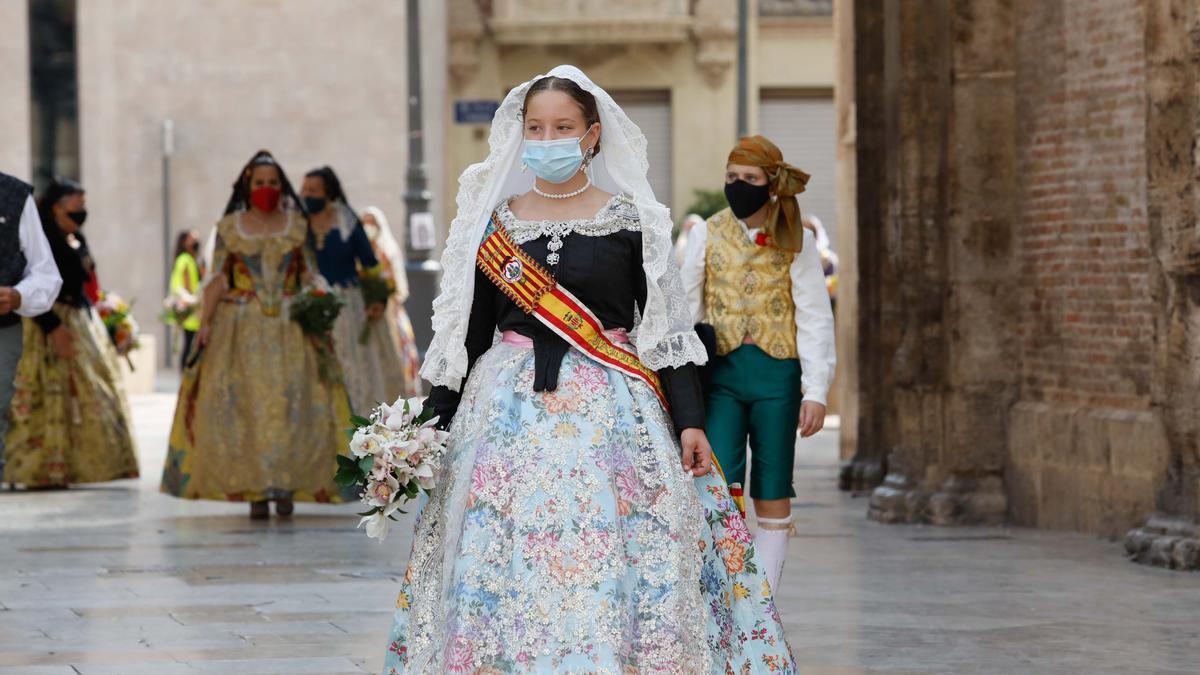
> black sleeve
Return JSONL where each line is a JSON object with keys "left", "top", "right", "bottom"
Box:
{"left": 34, "top": 311, "right": 62, "bottom": 335}
{"left": 425, "top": 267, "right": 498, "bottom": 430}
{"left": 659, "top": 364, "right": 706, "bottom": 431}
{"left": 630, "top": 232, "right": 706, "bottom": 431}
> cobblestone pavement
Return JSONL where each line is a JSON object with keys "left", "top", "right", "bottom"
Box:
{"left": 0, "top": 391, "right": 1197, "bottom": 674}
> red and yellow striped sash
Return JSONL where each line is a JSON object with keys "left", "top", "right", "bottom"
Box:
{"left": 476, "top": 214, "right": 669, "bottom": 410}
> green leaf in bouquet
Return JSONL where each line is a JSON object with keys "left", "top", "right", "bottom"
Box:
{"left": 335, "top": 468, "right": 361, "bottom": 487}
{"left": 389, "top": 510, "right": 407, "bottom": 519}
{"left": 350, "top": 414, "right": 373, "bottom": 429}
{"left": 357, "top": 508, "right": 381, "bottom": 517}
{"left": 358, "top": 455, "right": 375, "bottom": 474}
{"left": 416, "top": 405, "right": 437, "bottom": 425}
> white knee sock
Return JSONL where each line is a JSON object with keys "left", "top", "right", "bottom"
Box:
{"left": 755, "top": 515, "right": 792, "bottom": 596}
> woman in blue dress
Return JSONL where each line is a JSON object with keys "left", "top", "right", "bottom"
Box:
{"left": 300, "top": 167, "right": 407, "bottom": 411}
{"left": 382, "top": 66, "right": 797, "bottom": 674}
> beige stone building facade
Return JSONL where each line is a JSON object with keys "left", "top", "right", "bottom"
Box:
{"left": 0, "top": 3, "right": 33, "bottom": 177}
{"left": 7, "top": 0, "right": 832, "bottom": 369}
{"left": 4, "top": 0, "right": 450, "bottom": 364}
{"left": 441, "top": 0, "right": 837, "bottom": 244}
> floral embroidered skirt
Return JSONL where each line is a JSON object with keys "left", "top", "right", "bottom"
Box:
{"left": 4, "top": 305, "right": 138, "bottom": 487}
{"left": 382, "top": 343, "right": 797, "bottom": 674}
{"left": 332, "top": 287, "right": 411, "bottom": 412}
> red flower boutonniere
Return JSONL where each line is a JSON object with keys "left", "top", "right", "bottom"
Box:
{"left": 754, "top": 231, "right": 772, "bottom": 247}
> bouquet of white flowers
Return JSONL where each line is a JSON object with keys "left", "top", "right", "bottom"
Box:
{"left": 336, "top": 396, "right": 449, "bottom": 541}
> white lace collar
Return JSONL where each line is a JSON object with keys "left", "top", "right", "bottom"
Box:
{"left": 494, "top": 193, "right": 640, "bottom": 245}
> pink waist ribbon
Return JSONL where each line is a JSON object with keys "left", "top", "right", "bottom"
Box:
{"left": 501, "top": 328, "right": 631, "bottom": 348}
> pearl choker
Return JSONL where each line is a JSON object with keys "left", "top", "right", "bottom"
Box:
{"left": 534, "top": 175, "right": 591, "bottom": 200}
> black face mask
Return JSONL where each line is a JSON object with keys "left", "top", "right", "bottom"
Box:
{"left": 303, "top": 197, "right": 327, "bottom": 214}
{"left": 67, "top": 210, "right": 88, "bottom": 226}
{"left": 723, "top": 180, "right": 770, "bottom": 220}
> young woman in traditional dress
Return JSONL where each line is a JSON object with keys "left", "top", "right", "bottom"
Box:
{"left": 381, "top": 66, "right": 797, "bottom": 674}
{"left": 5, "top": 178, "right": 138, "bottom": 488}
{"left": 360, "top": 205, "right": 421, "bottom": 398}
{"left": 160, "top": 151, "right": 351, "bottom": 519}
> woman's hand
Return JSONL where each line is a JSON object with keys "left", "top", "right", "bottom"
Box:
{"left": 49, "top": 325, "right": 76, "bottom": 359}
{"left": 196, "top": 324, "right": 212, "bottom": 348}
{"left": 680, "top": 428, "right": 713, "bottom": 477}
{"left": 799, "top": 401, "right": 827, "bottom": 438}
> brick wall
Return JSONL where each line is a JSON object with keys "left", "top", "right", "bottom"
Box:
{"left": 1015, "top": 0, "right": 1151, "bottom": 411}
{"left": 1005, "top": 0, "right": 1167, "bottom": 535}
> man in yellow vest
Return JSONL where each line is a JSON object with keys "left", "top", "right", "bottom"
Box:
{"left": 680, "top": 135, "right": 836, "bottom": 594}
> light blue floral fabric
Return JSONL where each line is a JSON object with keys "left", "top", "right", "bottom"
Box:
{"left": 383, "top": 343, "right": 797, "bottom": 674}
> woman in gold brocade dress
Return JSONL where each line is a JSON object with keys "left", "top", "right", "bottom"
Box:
{"left": 160, "top": 151, "right": 351, "bottom": 519}
{"left": 5, "top": 178, "right": 138, "bottom": 488}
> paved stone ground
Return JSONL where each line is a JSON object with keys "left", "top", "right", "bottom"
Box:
{"left": 1, "top": 390, "right": 1198, "bottom": 674}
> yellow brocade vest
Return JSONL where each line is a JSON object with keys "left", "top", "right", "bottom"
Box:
{"left": 703, "top": 208, "right": 798, "bottom": 359}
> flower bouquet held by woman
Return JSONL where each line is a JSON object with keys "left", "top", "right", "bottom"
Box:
{"left": 336, "top": 396, "right": 449, "bottom": 541}
{"left": 302, "top": 167, "right": 407, "bottom": 411}
{"left": 288, "top": 280, "right": 343, "bottom": 383}
{"left": 356, "top": 266, "right": 396, "bottom": 345}
{"left": 379, "top": 66, "right": 796, "bottom": 674}
{"left": 95, "top": 291, "right": 140, "bottom": 369}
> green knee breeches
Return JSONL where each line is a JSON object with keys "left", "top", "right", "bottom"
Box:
{"left": 705, "top": 344, "right": 802, "bottom": 500}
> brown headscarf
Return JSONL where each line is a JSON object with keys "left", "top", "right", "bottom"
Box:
{"left": 727, "top": 135, "right": 810, "bottom": 252}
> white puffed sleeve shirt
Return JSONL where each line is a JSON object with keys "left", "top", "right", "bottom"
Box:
{"left": 11, "top": 196, "right": 62, "bottom": 317}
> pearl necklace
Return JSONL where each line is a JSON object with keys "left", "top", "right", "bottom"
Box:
{"left": 533, "top": 174, "right": 591, "bottom": 200}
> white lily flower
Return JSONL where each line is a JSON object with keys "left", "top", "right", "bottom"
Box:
{"left": 366, "top": 474, "right": 401, "bottom": 508}
{"left": 413, "top": 462, "right": 436, "bottom": 490}
{"left": 358, "top": 512, "right": 390, "bottom": 541}
{"left": 388, "top": 438, "right": 421, "bottom": 463}
{"left": 378, "top": 399, "right": 410, "bottom": 430}
{"left": 349, "top": 431, "right": 386, "bottom": 459}
{"left": 405, "top": 396, "right": 425, "bottom": 417}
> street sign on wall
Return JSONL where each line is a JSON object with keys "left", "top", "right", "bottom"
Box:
{"left": 454, "top": 100, "right": 500, "bottom": 124}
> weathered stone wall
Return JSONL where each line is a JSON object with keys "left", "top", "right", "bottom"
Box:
{"left": 854, "top": 0, "right": 1017, "bottom": 526}
{"left": 1124, "top": 0, "right": 1200, "bottom": 569}
{"left": 848, "top": 0, "right": 1200, "bottom": 554}
{"left": 1006, "top": 0, "right": 1166, "bottom": 535}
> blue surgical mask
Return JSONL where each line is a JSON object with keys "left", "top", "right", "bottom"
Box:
{"left": 521, "top": 136, "right": 586, "bottom": 184}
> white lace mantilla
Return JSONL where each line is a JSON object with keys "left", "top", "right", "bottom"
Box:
{"left": 420, "top": 65, "right": 709, "bottom": 391}
{"left": 495, "top": 193, "right": 642, "bottom": 258}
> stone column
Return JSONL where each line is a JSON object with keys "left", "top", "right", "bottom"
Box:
{"left": 838, "top": 0, "right": 892, "bottom": 493}
{"left": 864, "top": 0, "right": 1016, "bottom": 525}
{"left": 832, "top": 0, "right": 861, "bottom": 471}
{"left": 0, "top": 2, "right": 31, "bottom": 178}
{"left": 1124, "top": 0, "right": 1200, "bottom": 570}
